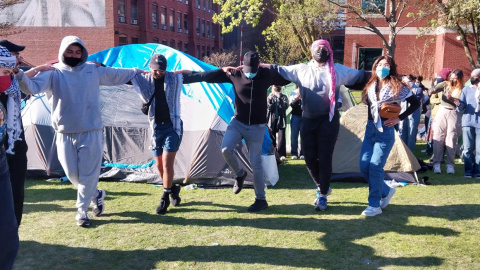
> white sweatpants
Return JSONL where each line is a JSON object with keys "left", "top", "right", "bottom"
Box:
{"left": 56, "top": 130, "right": 104, "bottom": 211}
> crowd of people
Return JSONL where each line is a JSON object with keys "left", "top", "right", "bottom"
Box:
{"left": 1, "top": 35, "right": 480, "bottom": 269}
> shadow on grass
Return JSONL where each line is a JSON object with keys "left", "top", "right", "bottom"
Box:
{"left": 17, "top": 240, "right": 443, "bottom": 270}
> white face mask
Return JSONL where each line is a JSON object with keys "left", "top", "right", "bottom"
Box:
{"left": 408, "top": 82, "right": 414, "bottom": 88}
{"left": 244, "top": 72, "right": 257, "bottom": 79}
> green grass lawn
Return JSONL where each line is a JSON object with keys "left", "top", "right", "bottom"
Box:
{"left": 14, "top": 142, "right": 480, "bottom": 270}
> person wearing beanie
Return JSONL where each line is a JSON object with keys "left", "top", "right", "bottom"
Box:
{"left": 15, "top": 36, "right": 142, "bottom": 227}
{"left": 0, "top": 45, "right": 20, "bottom": 270}
{"left": 269, "top": 39, "right": 367, "bottom": 212}
{"left": 174, "top": 51, "right": 291, "bottom": 212}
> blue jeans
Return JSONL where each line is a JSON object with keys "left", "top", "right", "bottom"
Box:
{"left": 462, "top": 127, "right": 480, "bottom": 177}
{"left": 221, "top": 118, "right": 266, "bottom": 200}
{"left": 0, "top": 147, "right": 19, "bottom": 270}
{"left": 359, "top": 121, "right": 394, "bottom": 207}
{"left": 290, "top": 114, "right": 302, "bottom": 157}
{"left": 400, "top": 107, "right": 421, "bottom": 153}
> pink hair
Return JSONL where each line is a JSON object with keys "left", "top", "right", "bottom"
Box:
{"left": 311, "top": 39, "right": 336, "bottom": 104}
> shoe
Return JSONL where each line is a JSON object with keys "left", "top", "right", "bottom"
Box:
{"left": 315, "top": 196, "right": 327, "bottom": 211}
{"left": 155, "top": 195, "right": 170, "bottom": 215}
{"left": 361, "top": 206, "right": 382, "bottom": 216}
{"left": 299, "top": 155, "right": 305, "bottom": 160}
{"left": 464, "top": 174, "right": 472, "bottom": 179}
{"left": 313, "top": 187, "right": 332, "bottom": 205}
{"left": 170, "top": 184, "right": 181, "bottom": 206}
{"left": 421, "top": 149, "right": 427, "bottom": 153}
{"left": 280, "top": 156, "right": 286, "bottom": 162}
{"left": 233, "top": 171, "right": 247, "bottom": 194}
{"left": 291, "top": 156, "right": 298, "bottom": 160}
{"left": 380, "top": 188, "right": 396, "bottom": 209}
{"left": 91, "top": 189, "right": 106, "bottom": 217}
{"left": 75, "top": 209, "right": 91, "bottom": 227}
{"left": 475, "top": 175, "right": 480, "bottom": 179}
{"left": 433, "top": 164, "right": 441, "bottom": 174}
{"left": 447, "top": 164, "right": 455, "bottom": 174}
{"left": 247, "top": 199, "right": 268, "bottom": 212}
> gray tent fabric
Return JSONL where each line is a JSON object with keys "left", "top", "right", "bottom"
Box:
{"left": 332, "top": 104, "right": 421, "bottom": 183}
{"left": 22, "top": 83, "right": 255, "bottom": 186}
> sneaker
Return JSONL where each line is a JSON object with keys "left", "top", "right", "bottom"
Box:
{"left": 75, "top": 209, "right": 91, "bottom": 227}
{"left": 475, "top": 175, "right": 480, "bottom": 179}
{"left": 433, "top": 164, "right": 441, "bottom": 174}
{"left": 299, "top": 155, "right": 305, "bottom": 160}
{"left": 291, "top": 156, "right": 298, "bottom": 160}
{"left": 280, "top": 156, "right": 286, "bottom": 162}
{"left": 91, "top": 189, "right": 106, "bottom": 217}
{"left": 361, "top": 206, "right": 382, "bottom": 216}
{"left": 313, "top": 187, "right": 332, "bottom": 205}
{"left": 247, "top": 199, "right": 268, "bottom": 212}
{"left": 464, "top": 174, "right": 472, "bottom": 179}
{"left": 446, "top": 164, "right": 455, "bottom": 174}
{"left": 315, "top": 196, "right": 327, "bottom": 211}
{"left": 380, "top": 188, "right": 396, "bottom": 209}
{"left": 233, "top": 171, "right": 247, "bottom": 194}
{"left": 170, "top": 184, "right": 181, "bottom": 206}
{"left": 155, "top": 195, "right": 170, "bottom": 215}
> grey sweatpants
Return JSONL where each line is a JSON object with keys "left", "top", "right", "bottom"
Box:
{"left": 432, "top": 107, "right": 460, "bottom": 166}
{"left": 221, "top": 118, "right": 266, "bottom": 200}
{"left": 56, "top": 130, "right": 103, "bottom": 211}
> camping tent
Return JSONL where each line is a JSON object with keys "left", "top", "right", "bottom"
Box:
{"left": 332, "top": 104, "right": 421, "bottom": 183}
{"left": 22, "top": 43, "right": 275, "bottom": 186}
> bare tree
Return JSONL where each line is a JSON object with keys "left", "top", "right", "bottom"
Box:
{"left": 407, "top": 37, "right": 435, "bottom": 79}
{"left": 203, "top": 51, "right": 238, "bottom": 68}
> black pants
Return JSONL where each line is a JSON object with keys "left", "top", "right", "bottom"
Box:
{"left": 6, "top": 138, "right": 28, "bottom": 226}
{"left": 300, "top": 112, "right": 340, "bottom": 195}
{"left": 271, "top": 128, "right": 286, "bottom": 157}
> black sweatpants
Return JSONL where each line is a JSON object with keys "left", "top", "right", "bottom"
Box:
{"left": 6, "top": 135, "right": 28, "bottom": 226}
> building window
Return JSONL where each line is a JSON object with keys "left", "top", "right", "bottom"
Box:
{"left": 201, "top": 19, "right": 205, "bottom": 37}
{"left": 207, "top": 45, "right": 210, "bottom": 57}
{"left": 177, "top": 11, "right": 182, "bottom": 32}
{"left": 196, "top": 0, "right": 200, "bottom": 9}
{"left": 197, "top": 45, "right": 200, "bottom": 58}
{"left": 202, "top": 45, "right": 205, "bottom": 58}
{"left": 162, "top": 39, "right": 168, "bottom": 45}
{"left": 131, "top": 0, "right": 138, "bottom": 25}
{"left": 170, "top": 40, "right": 175, "bottom": 49}
{"left": 132, "top": 37, "right": 139, "bottom": 44}
{"left": 161, "top": 7, "right": 167, "bottom": 30}
{"left": 152, "top": 3, "right": 158, "bottom": 29}
{"left": 184, "top": 14, "right": 188, "bottom": 34}
{"left": 206, "top": 0, "right": 210, "bottom": 11}
{"left": 196, "top": 18, "right": 200, "bottom": 35}
{"left": 207, "top": 21, "right": 210, "bottom": 37}
{"left": 178, "top": 41, "right": 183, "bottom": 51}
{"left": 184, "top": 43, "right": 188, "bottom": 53}
{"left": 212, "top": 23, "right": 216, "bottom": 39}
{"left": 358, "top": 48, "right": 383, "bottom": 70}
{"left": 118, "top": 0, "right": 126, "bottom": 23}
{"left": 153, "top": 37, "right": 159, "bottom": 43}
{"left": 170, "top": 9, "right": 175, "bottom": 31}
{"left": 362, "top": 0, "right": 385, "bottom": 14}
{"left": 119, "top": 35, "right": 128, "bottom": 45}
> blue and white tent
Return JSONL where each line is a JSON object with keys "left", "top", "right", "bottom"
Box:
{"left": 23, "top": 44, "right": 274, "bottom": 186}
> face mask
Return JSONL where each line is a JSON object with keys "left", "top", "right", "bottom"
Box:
{"left": 470, "top": 77, "right": 479, "bottom": 85}
{"left": 0, "top": 75, "right": 12, "bottom": 93}
{"left": 450, "top": 80, "right": 456, "bottom": 86}
{"left": 414, "top": 82, "right": 420, "bottom": 87}
{"left": 375, "top": 66, "right": 390, "bottom": 79}
{"left": 245, "top": 72, "right": 257, "bottom": 79}
{"left": 313, "top": 48, "right": 329, "bottom": 63}
{"left": 64, "top": 57, "right": 82, "bottom": 67}
{"left": 408, "top": 82, "right": 414, "bottom": 88}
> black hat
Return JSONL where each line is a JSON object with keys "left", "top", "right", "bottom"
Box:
{"left": 243, "top": 51, "right": 259, "bottom": 73}
{"left": 149, "top": 54, "right": 167, "bottom": 71}
{"left": 0, "top": 40, "right": 25, "bottom": 53}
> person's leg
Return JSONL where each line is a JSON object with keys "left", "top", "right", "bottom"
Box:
{"left": 6, "top": 138, "right": 28, "bottom": 226}
{"left": 221, "top": 118, "right": 247, "bottom": 194}
{"left": 432, "top": 109, "right": 447, "bottom": 167}
{"left": 359, "top": 121, "right": 375, "bottom": 181}
{"left": 444, "top": 110, "right": 458, "bottom": 167}
{"left": 277, "top": 128, "right": 286, "bottom": 157}
{"left": 462, "top": 127, "right": 475, "bottom": 177}
{"left": 0, "top": 149, "right": 19, "bottom": 270}
{"left": 407, "top": 108, "right": 421, "bottom": 152}
{"left": 315, "top": 112, "right": 340, "bottom": 196}
{"left": 300, "top": 117, "right": 320, "bottom": 186}
{"left": 290, "top": 115, "right": 300, "bottom": 157}
{"left": 399, "top": 117, "right": 409, "bottom": 147}
{"left": 475, "top": 128, "right": 480, "bottom": 178}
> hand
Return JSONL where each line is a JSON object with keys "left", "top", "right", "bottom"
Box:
{"left": 446, "top": 93, "right": 452, "bottom": 100}
{"left": 384, "top": 117, "right": 400, "bottom": 127}
{"left": 87, "top": 61, "right": 103, "bottom": 67}
{"left": 222, "top": 66, "right": 238, "bottom": 75}
{"left": 454, "top": 99, "right": 460, "bottom": 107}
{"left": 36, "top": 64, "right": 55, "bottom": 72}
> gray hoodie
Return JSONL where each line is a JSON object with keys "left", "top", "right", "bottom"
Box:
{"left": 17, "top": 36, "right": 139, "bottom": 133}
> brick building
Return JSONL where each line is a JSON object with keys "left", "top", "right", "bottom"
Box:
{"left": 1, "top": 0, "right": 223, "bottom": 66}
{"left": 342, "top": 1, "right": 477, "bottom": 79}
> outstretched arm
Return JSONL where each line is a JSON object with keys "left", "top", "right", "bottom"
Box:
{"left": 24, "top": 64, "right": 55, "bottom": 78}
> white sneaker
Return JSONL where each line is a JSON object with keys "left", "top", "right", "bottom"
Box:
{"left": 299, "top": 155, "right": 305, "bottom": 160}
{"left": 447, "top": 164, "right": 455, "bottom": 174}
{"left": 361, "top": 206, "right": 382, "bottom": 216}
{"left": 280, "top": 156, "right": 286, "bottom": 162}
{"left": 380, "top": 188, "right": 396, "bottom": 209}
{"left": 433, "top": 164, "right": 441, "bottom": 174}
{"left": 291, "top": 156, "right": 298, "bottom": 160}
{"left": 75, "top": 209, "right": 91, "bottom": 227}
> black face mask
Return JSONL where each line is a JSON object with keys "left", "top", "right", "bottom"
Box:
{"left": 314, "top": 48, "right": 329, "bottom": 63}
{"left": 64, "top": 57, "right": 82, "bottom": 67}
{"left": 450, "top": 79, "right": 456, "bottom": 86}
{"left": 471, "top": 77, "right": 480, "bottom": 85}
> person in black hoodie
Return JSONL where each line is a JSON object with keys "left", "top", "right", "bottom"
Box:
{"left": 176, "top": 51, "right": 290, "bottom": 212}
{"left": 267, "top": 85, "right": 289, "bottom": 160}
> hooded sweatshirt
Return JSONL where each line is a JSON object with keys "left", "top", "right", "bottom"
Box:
{"left": 16, "top": 36, "right": 139, "bottom": 133}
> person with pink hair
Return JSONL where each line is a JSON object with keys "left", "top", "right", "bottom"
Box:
{"left": 270, "top": 39, "right": 367, "bottom": 211}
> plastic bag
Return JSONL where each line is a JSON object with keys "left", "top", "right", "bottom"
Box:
{"left": 262, "top": 154, "right": 279, "bottom": 186}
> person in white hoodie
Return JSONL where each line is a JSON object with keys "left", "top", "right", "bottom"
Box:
{"left": 15, "top": 36, "right": 140, "bottom": 227}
